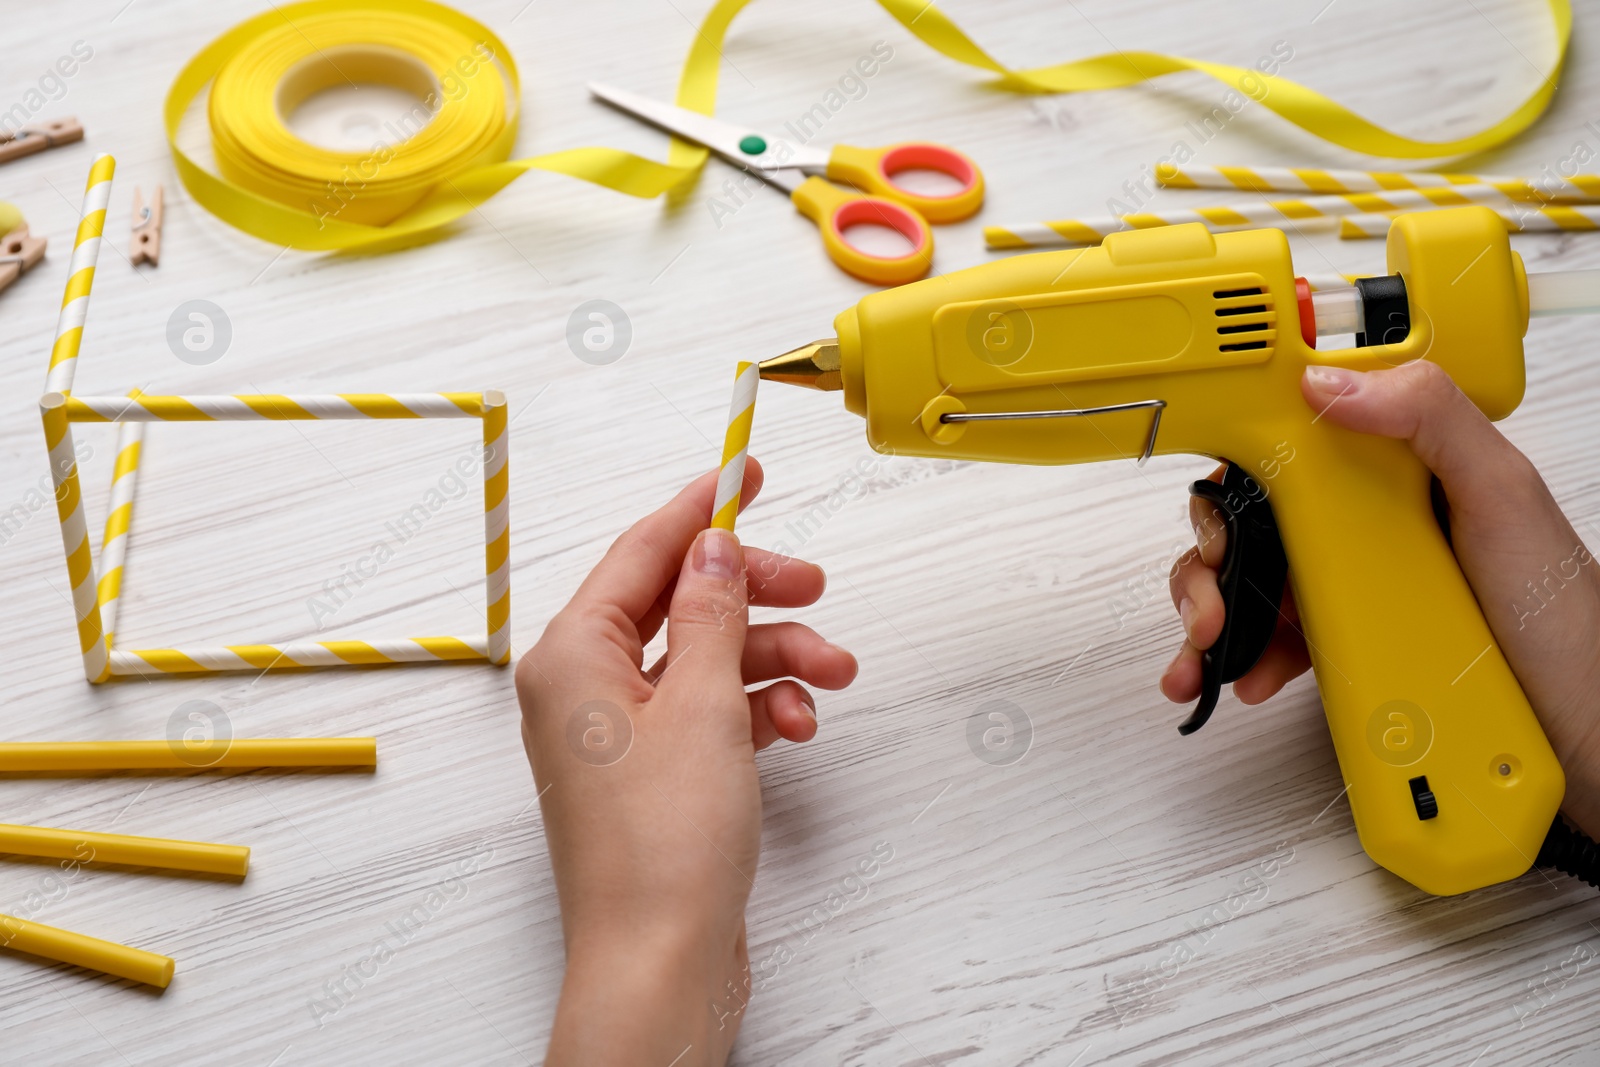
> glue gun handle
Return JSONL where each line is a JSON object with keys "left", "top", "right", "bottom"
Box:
{"left": 1269, "top": 430, "right": 1562, "bottom": 894}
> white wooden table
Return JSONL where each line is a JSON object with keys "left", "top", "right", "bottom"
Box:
{"left": 2, "top": 1, "right": 1598, "bottom": 1063}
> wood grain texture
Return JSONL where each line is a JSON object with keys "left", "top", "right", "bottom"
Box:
{"left": 1, "top": 0, "right": 1598, "bottom": 1063}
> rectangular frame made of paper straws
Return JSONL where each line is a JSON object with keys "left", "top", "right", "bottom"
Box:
{"left": 40, "top": 155, "right": 510, "bottom": 683}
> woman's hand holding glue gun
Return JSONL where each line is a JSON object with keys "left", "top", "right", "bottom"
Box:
{"left": 1163, "top": 361, "right": 1600, "bottom": 840}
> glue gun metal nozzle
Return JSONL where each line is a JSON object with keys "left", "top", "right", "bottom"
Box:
{"left": 758, "top": 340, "right": 842, "bottom": 391}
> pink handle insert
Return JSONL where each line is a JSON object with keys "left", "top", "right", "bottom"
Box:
{"left": 830, "top": 196, "right": 932, "bottom": 260}
{"left": 877, "top": 143, "right": 980, "bottom": 200}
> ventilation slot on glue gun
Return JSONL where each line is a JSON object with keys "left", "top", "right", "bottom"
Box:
{"left": 1213, "top": 286, "right": 1272, "bottom": 353}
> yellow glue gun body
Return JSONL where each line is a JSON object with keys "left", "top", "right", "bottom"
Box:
{"left": 829, "top": 207, "right": 1561, "bottom": 895}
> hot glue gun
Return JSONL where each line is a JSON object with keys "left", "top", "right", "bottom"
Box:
{"left": 758, "top": 207, "right": 1600, "bottom": 895}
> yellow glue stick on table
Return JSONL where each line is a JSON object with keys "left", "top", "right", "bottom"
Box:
{"left": 0, "top": 738, "right": 377, "bottom": 773}
{"left": 0, "top": 912, "right": 174, "bottom": 989}
{"left": 0, "top": 824, "right": 249, "bottom": 877}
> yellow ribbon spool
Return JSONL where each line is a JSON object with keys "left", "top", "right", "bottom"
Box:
{"left": 167, "top": 0, "right": 1572, "bottom": 252}
{"left": 166, "top": 0, "right": 695, "bottom": 251}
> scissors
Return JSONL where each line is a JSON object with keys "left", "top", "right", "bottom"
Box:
{"left": 589, "top": 83, "right": 985, "bottom": 286}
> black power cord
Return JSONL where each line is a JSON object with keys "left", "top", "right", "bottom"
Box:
{"left": 1539, "top": 818, "right": 1600, "bottom": 889}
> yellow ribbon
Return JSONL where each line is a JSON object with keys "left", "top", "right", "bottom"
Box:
{"left": 167, "top": 0, "right": 1572, "bottom": 251}
{"left": 867, "top": 0, "right": 1570, "bottom": 160}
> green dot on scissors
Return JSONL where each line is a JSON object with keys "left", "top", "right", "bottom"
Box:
{"left": 738, "top": 134, "right": 767, "bottom": 155}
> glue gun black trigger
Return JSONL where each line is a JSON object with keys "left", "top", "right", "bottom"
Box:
{"left": 1177, "top": 462, "right": 1289, "bottom": 736}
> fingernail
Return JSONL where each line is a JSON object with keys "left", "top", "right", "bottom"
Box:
{"left": 1179, "top": 597, "right": 1196, "bottom": 638}
{"left": 1304, "top": 365, "right": 1360, "bottom": 395}
{"left": 694, "top": 528, "right": 741, "bottom": 579}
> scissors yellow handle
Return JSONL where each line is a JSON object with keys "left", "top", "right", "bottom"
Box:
{"left": 826, "top": 142, "right": 985, "bottom": 224}
{"left": 790, "top": 177, "right": 935, "bottom": 286}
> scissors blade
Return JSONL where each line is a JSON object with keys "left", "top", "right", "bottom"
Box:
{"left": 590, "top": 83, "right": 771, "bottom": 166}
{"left": 588, "top": 84, "right": 825, "bottom": 180}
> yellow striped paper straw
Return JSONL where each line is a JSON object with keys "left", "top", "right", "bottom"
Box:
{"left": 482, "top": 389, "right": 510, "bottom": 665}
{"left": 96, "top": 401, "right": 144, "bottom": 647}
{"left": 0, "top": 823, "right": 249, "bottom": 877}
{"left": 711, "top": 362, "right": 758, "bottom": 532}
{"left": 41, "top": 394, "right": 108, "bottom": 683}
{"left": 985, "top": 186, "right": 1514, "bottom": 249}
{"left": 1155, "top": 163, "right": 1600, "bottom": 204}
{"left": 64, "top": 392, "right": 484, "bottom": 421}
{"left": 0, "top": 912, "right": 173, "bottom": 988}
{"left": 51, "top": 388, "right": 508, "bottom": 680}
{"left": 40, "top": 157, "right": 117, "bottom": 683}
{"left": 44, "top": 154, "right": 114, "bottom": 397}
{"left": 1337, "top": 204, "right": 1600, "bottom": 240}
{"left": 985, "top": 214, "right": 1284, "bottom": 248}
{"left": 108, "top": 638, "right": 489, "bottom": 677}
{"left": 34, "top": 159, "right": 512, "bottom": 684}
{"left": 1335, "top": 215, "right": 1405, "bottom": 240}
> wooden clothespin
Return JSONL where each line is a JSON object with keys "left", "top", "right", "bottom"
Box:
{"left": 0, "top": 225, "right": 48, "bottom": 297}
{"left": 131, "top": 185, "right": 163, "bottom": 267}
{"left": 0, "top": 117, "right": 84, "bottom": 166}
